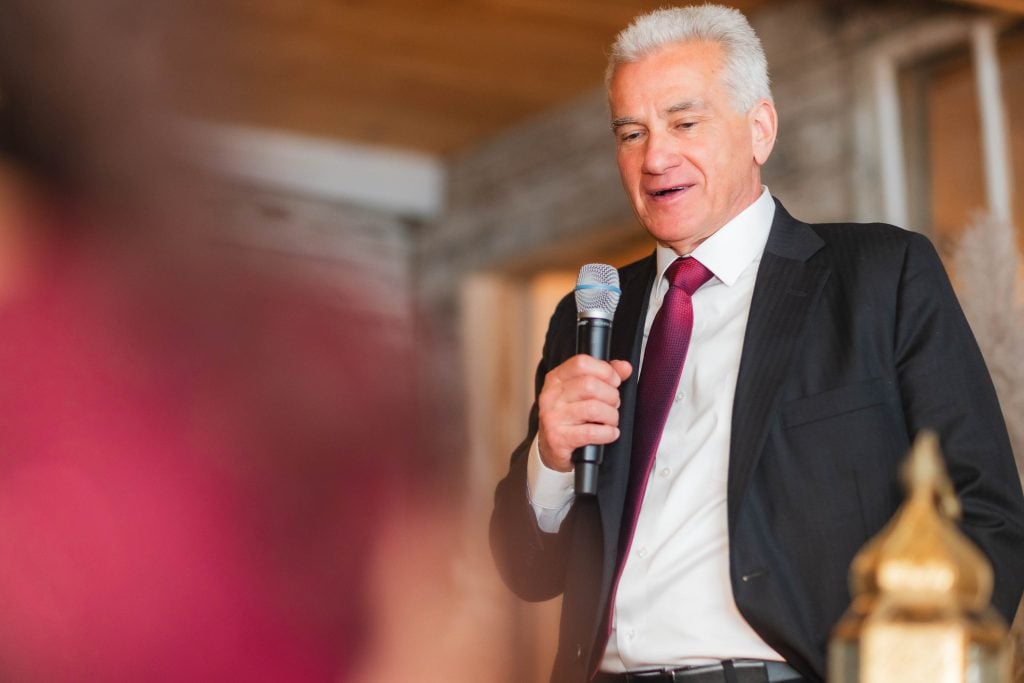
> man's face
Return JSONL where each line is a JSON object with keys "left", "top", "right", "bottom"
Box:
{"left": 608, "top": 41, "right": 776, "bottom": 254}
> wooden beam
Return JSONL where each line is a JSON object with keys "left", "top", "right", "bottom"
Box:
{"left": 946, "top": 0, "right": 1024, "bottom": 14}
{"left": 165, "top": 0, "right": 783, "bottom": 153}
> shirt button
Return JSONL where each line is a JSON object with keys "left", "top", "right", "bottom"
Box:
{"left": 637, "top": 546, "right": 648, "bottom": 558}
{"left": 627, "top": 629, "right": 636, "bottom": 640}
{"left": 674, "top": 391, "right": 685, "bottom": 403}
{"left": 659, "top": 467, "right": 671, "bottom": 478}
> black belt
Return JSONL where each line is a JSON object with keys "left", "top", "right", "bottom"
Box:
{"left": 593, "top": 660, "right": 804, "bottom": 683}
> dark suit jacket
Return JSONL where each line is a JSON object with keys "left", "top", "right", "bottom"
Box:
{"left": 490, "top": 200, "right": 1024, "bottom": 683}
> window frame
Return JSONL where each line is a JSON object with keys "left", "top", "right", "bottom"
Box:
{"left": 856, "top": 14, "right": 1016, "bottom": 231}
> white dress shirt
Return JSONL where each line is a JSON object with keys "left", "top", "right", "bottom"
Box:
{"left": 527, "top": 188, "right": 784, "bottom": 671}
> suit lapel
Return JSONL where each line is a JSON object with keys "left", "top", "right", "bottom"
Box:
{"left": 728, "top": 201, "right": 829, "bottom": 530}
{"left": 598, "top": 254, "right": 656, "bottom": 585}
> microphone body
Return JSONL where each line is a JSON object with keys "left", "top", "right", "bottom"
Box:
{"left": 573, "top": 316, "right": 612, "bottom": 495}
{"left": 572, "top": 264, "right": 621, "bottom": 496}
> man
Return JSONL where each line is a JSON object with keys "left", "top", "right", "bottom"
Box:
{"left": 490, "top": 5, "right": 1024, "bottom": 683}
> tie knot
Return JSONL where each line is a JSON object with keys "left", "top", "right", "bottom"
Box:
{"left": 665, "top": 257, "right": 713, "bottom": 295}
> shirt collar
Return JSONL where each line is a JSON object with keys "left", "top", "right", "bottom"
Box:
{"left": 654, "top": 186, "right": 775, "bottom": 287}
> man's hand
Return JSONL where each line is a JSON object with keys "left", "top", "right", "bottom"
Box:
{"left": 537, "top": 355, "right": 633, "bottom": 473}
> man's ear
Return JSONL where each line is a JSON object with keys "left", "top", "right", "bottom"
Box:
{"left": 749, "top": 99, "right": 778, "bottom": 166}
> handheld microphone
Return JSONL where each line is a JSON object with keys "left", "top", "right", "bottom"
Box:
{"left": 572, "top": 263, "right": 622, "bottom": 496}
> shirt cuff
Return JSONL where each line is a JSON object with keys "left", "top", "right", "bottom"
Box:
{"left": 527, "top": 437, "right": 575, "bottom": 510}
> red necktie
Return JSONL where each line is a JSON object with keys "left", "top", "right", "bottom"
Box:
{"left": 619, "top": 257, "right": 713, "bottom": 568}
{"left": 594, "top": 256, "right": 713, "bottom": 670}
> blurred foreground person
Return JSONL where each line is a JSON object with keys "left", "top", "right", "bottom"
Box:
{"left": 0, "top": 2, "right": 427, "bottom": 681}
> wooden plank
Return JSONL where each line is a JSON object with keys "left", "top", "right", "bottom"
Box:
{"left": 167, "top": 0, "right": 782, "bottom": 152}
{"left": 946, "top": 0, "right": 1024, "bottom": 12}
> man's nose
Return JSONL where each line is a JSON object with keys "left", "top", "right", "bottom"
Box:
{"left": 642, "top": 132, "right": 681, "bottom": 174}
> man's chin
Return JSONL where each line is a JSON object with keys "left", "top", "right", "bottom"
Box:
{"left": 641, "top": 222, "right": 704, "bottom": 253}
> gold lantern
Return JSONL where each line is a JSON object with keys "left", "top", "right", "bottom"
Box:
{"left": 828, "top": 431, "right": 1013, "bottom": 683}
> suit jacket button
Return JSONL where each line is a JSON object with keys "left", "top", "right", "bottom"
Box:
{"left": 575, "top": 644, "right": 583, "bottom": 661}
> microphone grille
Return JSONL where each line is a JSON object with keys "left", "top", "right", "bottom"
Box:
{"left": 575, "top": 263, "right": 621, "bottom": 319}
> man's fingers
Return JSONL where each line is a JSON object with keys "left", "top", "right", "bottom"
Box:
{"left": 538, "top": 391, "right": 622, "bottom": 443}
{"left": 540, "top": 356, "right": 629, "bottom": 410}
{"left": 563, "top": 397, "right": 622, "bottom": 429}
{"left": 547, "top": 354, "right": 629, "bottom": 388}
{"left": 536, "top": 355, "right": 631, "bottom": 471}
{"left": 539, "top": 421, "right": 622, "bottom": 472}
{"left": 610, "top": 360, "right": 633, "bottom": 382}
{"left": 558, "top": 374, "right": 622, "bottom": 408}
{"left": 562, "top": 423, "right": 622, "bottom": 449}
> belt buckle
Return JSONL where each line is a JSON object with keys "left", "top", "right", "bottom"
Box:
{"left": 673, "top": 663, "right": 729, "bottom": 682}
{"left": 620, "top": 660, "right": 793, "bottom": 683}
{"left": 673, "top": 660, "right": 769, "bottom": 683}
{"left": 626, "top": 669, "right": 675, "bottom": 682}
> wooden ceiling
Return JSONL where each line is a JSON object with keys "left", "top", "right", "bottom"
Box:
{"left": 169, "top": 0, "right": 1021, "bottom": 156}
{"left": 171, "top": 0, "right": 769, "bottom": 155}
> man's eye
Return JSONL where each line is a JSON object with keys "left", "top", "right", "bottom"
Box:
{"left": 619, "top": 131, "right": 643, "bottom": 143}
{"left": 677, "top": 121, "right": 697, "bottom": 130}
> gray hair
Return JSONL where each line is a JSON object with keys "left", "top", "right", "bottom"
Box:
{"left": 606, "top": 4, "right": 772, "bottom": 113}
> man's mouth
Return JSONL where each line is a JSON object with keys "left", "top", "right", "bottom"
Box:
{"left": 648, "top": 184, "right": 691, "bottom": 198}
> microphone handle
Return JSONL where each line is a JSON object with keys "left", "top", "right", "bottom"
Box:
{"left": 572, "top": 316, "right": 612, "bottom": 495}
